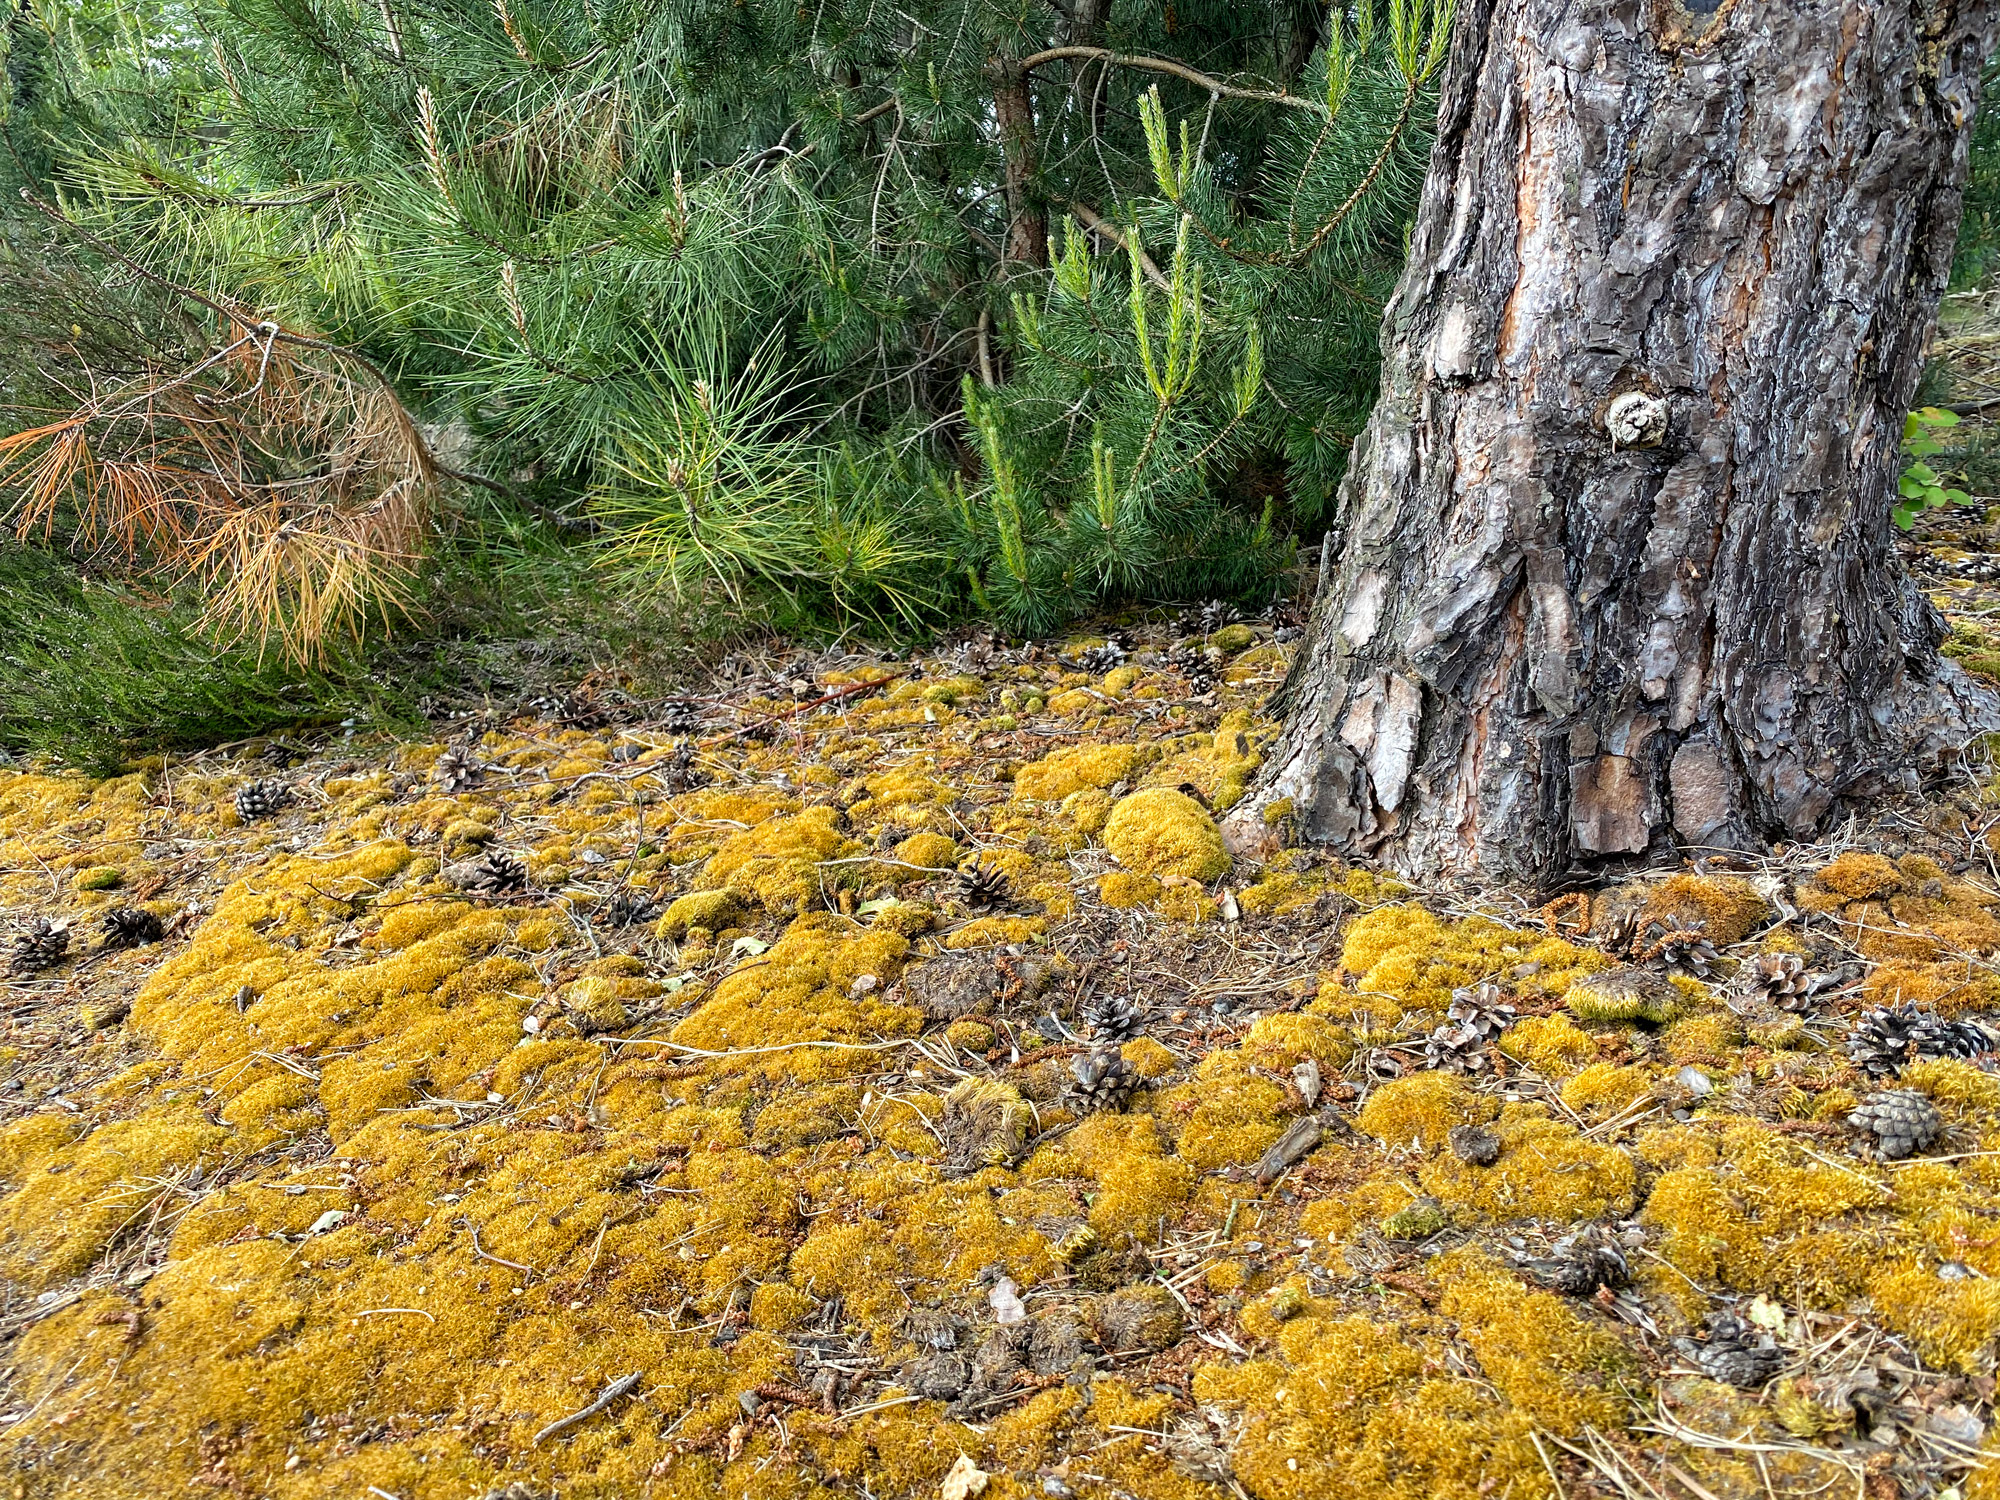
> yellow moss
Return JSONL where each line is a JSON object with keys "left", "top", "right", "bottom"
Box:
{"left": 1012, "top": 742, "right": 1152, "bottom": 802}
{"left": 657, "top": 888, "right": 752, "bottom": 939}
{"left": 893, "top": 831, "right": 958, "bottom": 873}
{"left": 1102, "top": 788, "right": 1229, "bottom": 882}
{"left": 945, "top": 916, "right": 1046, "bottom": 948}
{"left": 1339, "top": 904, "right": 1599, "bottom": 1013}
{"left": 0, "top": 1109, "right": 228, "bottom": 1287}
{"left": 1121, "top": 1037, "right": 1178, "bottom": 1079}
{"left": 73, "top": 864, "right": 122, "bottom": 891}
{"left": 1560, "top": 1063, "right": 1655, "bottom": 1121}
{"left": 1423, "top": 1114, "right": 1637, "bottom": 1222}
{"left": 1061, "top": 787, "right": 1116, "bottom": 836}
{"left": 1357, "top": 1073, "right": 1488, "bottom": 1152}
{"left": 1099, "top": 870, "right": 1163, "bottom": 908}
{"left": 1661, "top": 1011, "right": 1744, "bottom": 1065}
{"left": 1499, "top": 1014, "right": 1597, "bottom": 1078}
{"left": 1811, "top": 852, "right": 1905, "bottom": 902}
{"left": 749, "top": 1280, "right": 813, "bottom": 1330}
{"left": 703, "top": 807, "right": 860, "bottom": 915}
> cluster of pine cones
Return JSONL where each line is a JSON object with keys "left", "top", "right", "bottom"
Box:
{"left": 9, "top": 906, "right": 166, "bottom": 975}
{"left": 1422, "top": 983, "right": 1516, "bottom": 1074}
{"left": 1064, "top": 992, "right": 1148, "bottom": 1112}
{"left": 1843, "top": 1001, "right": 1995, "bottom": 1078}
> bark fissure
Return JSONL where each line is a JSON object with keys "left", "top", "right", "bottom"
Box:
{"left": 1234, "top": 0, "right": 2000, "bottom": 888}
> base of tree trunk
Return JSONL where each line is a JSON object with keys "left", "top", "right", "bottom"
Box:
{"left": 1226, "top": 0, "right": 2000, "bottom": 891}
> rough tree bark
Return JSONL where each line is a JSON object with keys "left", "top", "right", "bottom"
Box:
{"left": 989, "top": 55, "right": 1048, "bottom": 268}
{"left": 1226, "top": 0, "right": 2000, "bottom": 889}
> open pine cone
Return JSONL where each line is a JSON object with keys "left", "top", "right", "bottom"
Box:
{"left": 434, "top": 745, "right": 484, "bottom": 793}
{"left": 1068, "top": 1047, "right": 1137, "bottom": 1112}
{"left": 1648, "top": 926, "right": 1722, "bottom": 979}
{"left": 1738, "top": 952, "right": 1828, "bottom": 1013}
{"left": 1845, "top": 1002, "right": 1994, "bottom": 1078}
{"left": 661, "top": 700, "right": 704, "bottom": 734}
{"left": 8, "top": 918, "right": 69, "bottom": 974}
{"left": 956, "top": 861, "right": 1011, "bottom": 910}
{"left": 464, "top": 851, "right": 528, "bottom": 895}
{"left": 1422, "top": 1022, "right": 1491, "bottom": 1075}
{"left": 1447, "top": 982, "right": 1515, "bottom": 1040}
{"left": 1082, "top": 993, "right": 1142, "bottom": 1042}
{"left": 100, "top": 907, "right": 164, "bottom": 949}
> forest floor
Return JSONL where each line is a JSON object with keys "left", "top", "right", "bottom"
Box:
{"left": 8, "top": 438, "right": 2000, "bottom": 1499}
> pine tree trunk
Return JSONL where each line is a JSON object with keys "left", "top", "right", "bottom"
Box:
{"left": 1229, "top": 0, "right": 2000, "bottom": 889}
{"left": 989, "top": 56, "right": 1047, "bottom": 268}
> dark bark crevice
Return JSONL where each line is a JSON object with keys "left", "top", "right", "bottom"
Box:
{"left": 1232, "top": 0, "right": 2000, "bottom": 890}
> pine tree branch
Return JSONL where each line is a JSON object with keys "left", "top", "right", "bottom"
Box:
{"left": 1017, "top": 47, "right": 1329, "bottom": 114}
{"left": 1068, "top": 201, "right": 1169, "bottom": 291}
{"left": 19, "top": 188, "right": 515, "bottom": 503}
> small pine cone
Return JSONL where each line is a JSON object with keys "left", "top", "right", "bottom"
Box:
{"left": 1074, "top": 637, "right": 1128, "bottom": 674}
{"left": 1593, "top": 908, "right": 1641, "bottom": 960}
{"left": 1447, "top": 982, "right": 1515, "bottom": 1040}
{"left": 1651, "top": 927, "right": 1722, "bottom": 979}
{"left": 1447, "top": 1124, "right": 1501, "bottom": 1166}
{"left": 1082, "top": 994, "right": 1142, "bottom": 1042}
{"left": 1423, "top": 1022, "right": 1491, "bottom": 1075}
{"left": 434, "top": 746, "right": 484, "bottom": 793}
{"left": 1739, "top": 952, "right": 1827, "bottom": 1013}
{"left": 600, "top": 889, "right": 658, "bottom": 928}
{"left": 1068, "top": 1046, "right": 1137, "bottom": 1111}
{"left": 655, "top": 741, "right": 711, "bottom": 794}
{"left": 956, "top": 861, "right": 1010, "bottom": 910}
{"left": 953, "top": 635, "right": 999, "bottom": 673}
{"left": 661, "top": 700, "right": 704, "bottom": 734}
{"left": 556, "top": 690, "right": 610, "bottom": 729}
{"left": 1194, "top": 600, "right": 1237, "bottom": 634}
{"left": 465, "top": 851, "right": 528, "bottom": 895}
{"left": 234, "top": 776, "right": 292, "bottom": 821}
{"left": 1539, "top": 1228, "right": 1628, "bottom": 1297}
{"left": 8, "top": 919, "right": 69, "bottom": 974}
{"left": 100, "top": 907, "right": 164, "bottom": 950}
{"left": 1848, "top": 1089, "right": 1944, "bottom": 1161}
{"left": 1693, "top": 1312, "right": 1784, "bottom": 1389}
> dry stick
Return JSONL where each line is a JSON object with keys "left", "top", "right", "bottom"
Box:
{"left": 1016, "top": 46, "right": 1326, "bottom": 112}
{"left": 531, "top": 1371, "right": 642, "bottom": 1445}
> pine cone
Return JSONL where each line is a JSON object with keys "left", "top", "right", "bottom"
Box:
{"left": 1693, "top": 1312, "right": 1783, "bottom": 1389}
{"left": 953, "top": 635, "right": 1000, "bottom": 673}
{"left": 1074, "top": 637, "right": 1129, "bottom": 674}
{"left": 464, "top": 851, "right": 528, "bottom": 895}
{"left": 8, "top": 919, "right": 69, "bottom": 974}
{"left": 1082, "top": 993, "right": 1142, "bottom": 1042}
{"left": 1068, "top": 1046, "right": 1137, "bottom": 1112}
{"left": 1423, "top": 1022, "right": 1491, "bottom": 1074}
{"left": 1739, "top": 952, "right": 1828, "bottom": 1013}
{"left": 661, "top": 700, "right": 704, "bottom": 734}
{"left": 956, "top": 861, "right": 1010, "bottom": 910}
{"left": 1848, "top": 1089, "right": 1944, "bottom": 1161}
{"left": 1447, "top": 1124, "right": 1501, "bottom": 1166}
{"left": 1845, "top": 1002, "right": 1993, "bottom": 1078}
{"left": 1593, "top": 908, "right": 1642, "bottom": 960}
{"left": 1189, "top": 600, "right": 1237, "bottom": 634}
{"left": 434, "top": 746, "right": 484, "bottom": 794}
{"left": 600, "top": 889, "right": 658, "bottom": 928}
{"left": 234, "top": 776, "right": 292, "bottom": 821}
{"left": 1649, "top": 926, "right": 1722, "bottom": 978}
{"left": 1164, "top": 642, "right": 1218, "bottom": 693}
{"left": 100, "top": 907, "right": 164, "bottom": 950}
{"left": 655, "top": 741, "right": 710, "bottom": 794}
{"left": 1537, "top": 1227, "right": 1628, "bottom": 1297}
{"left": 1448, "top": 982, "right": 1515, "bottom": 1040}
